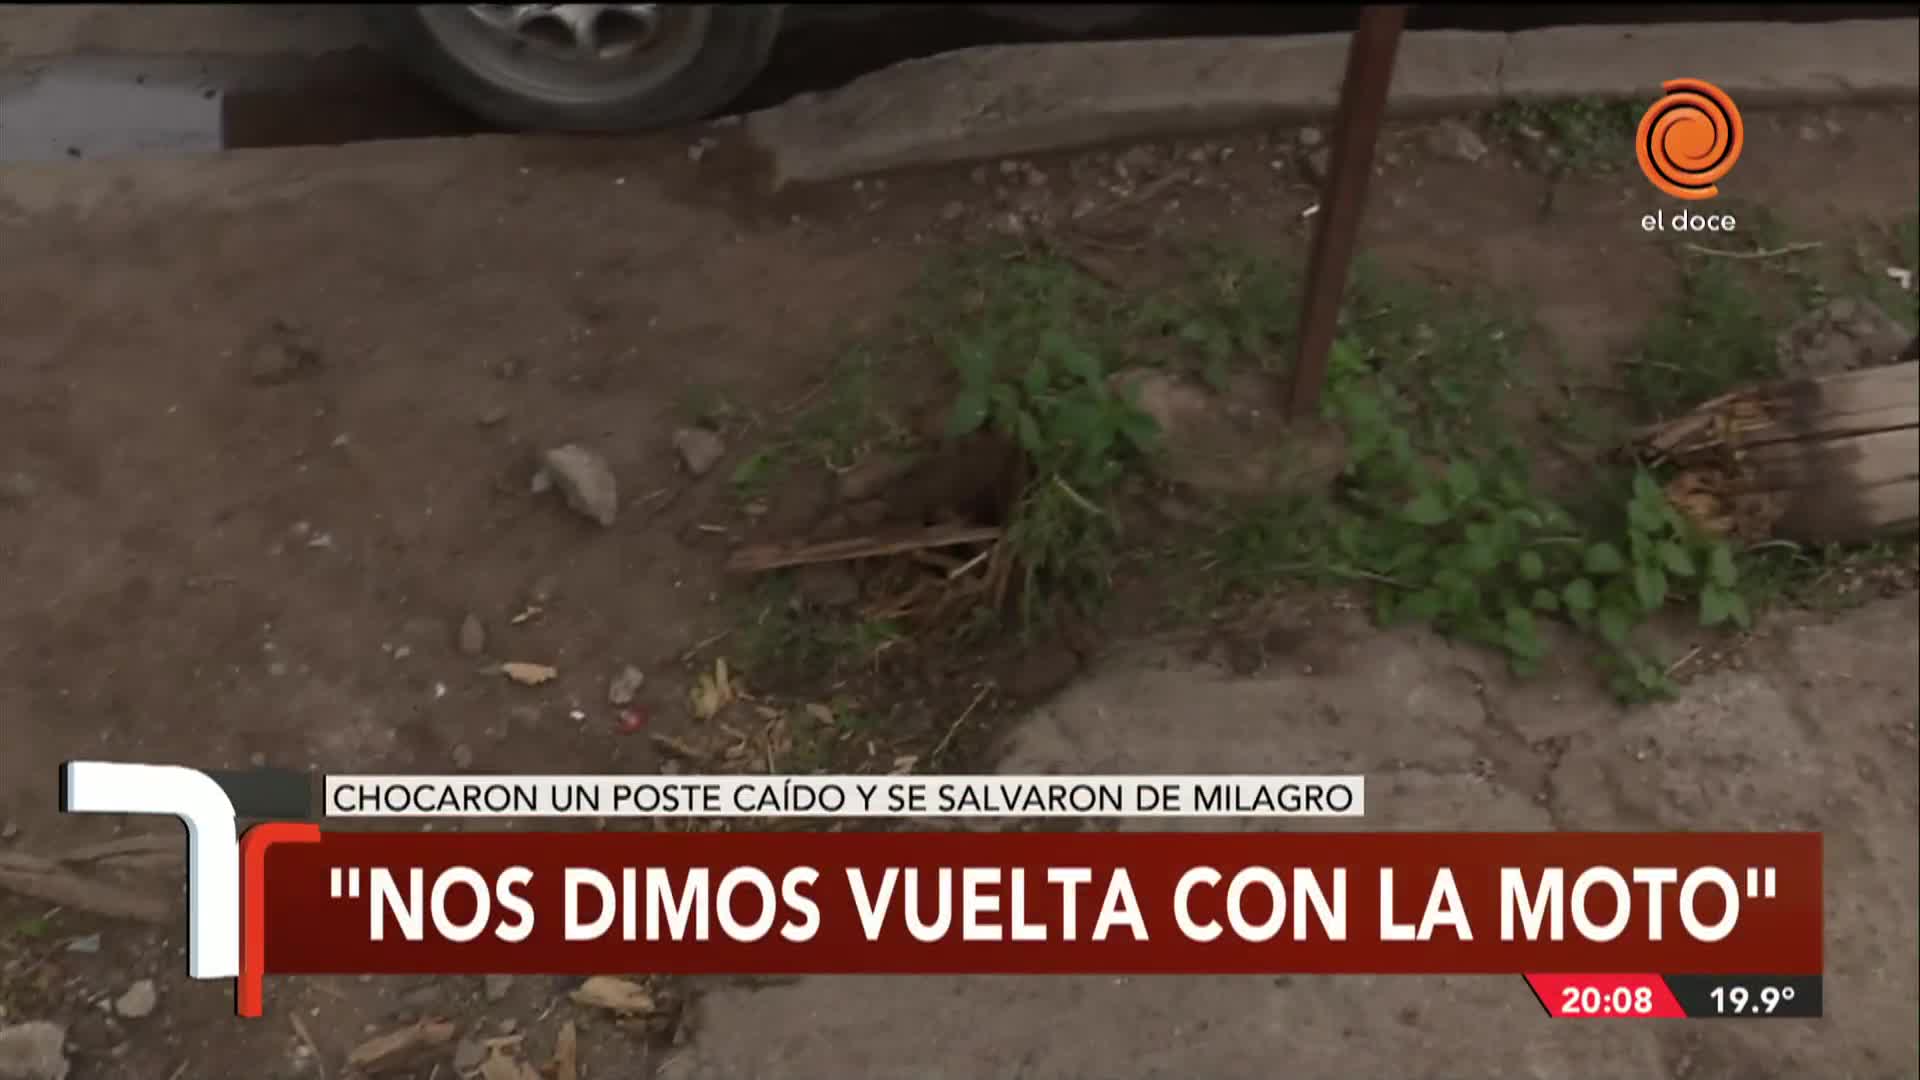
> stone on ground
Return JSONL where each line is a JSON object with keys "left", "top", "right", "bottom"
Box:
{"left": 0, "top": 1022, "right": 68, "bottom": 1080}
{"left": 540, "top": 444, "right": 619, "bottom": 527}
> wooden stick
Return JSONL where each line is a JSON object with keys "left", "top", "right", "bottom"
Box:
{"left": 1683, "top": 240, "right": 1822, "bottom": 260}
{"left": 727, "top": 525, "right": 1003, "bottom": 573}
{"left": 0, "top": 859, "right": 171, "bottom": 923}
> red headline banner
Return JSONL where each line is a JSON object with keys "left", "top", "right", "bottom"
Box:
{"left": 248, "top": 831, "right": 1819, "bottom": 1001}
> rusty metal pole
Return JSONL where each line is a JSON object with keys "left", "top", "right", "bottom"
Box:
{"left": 1288, "top": 5, "right": 1408, "bottom": 418}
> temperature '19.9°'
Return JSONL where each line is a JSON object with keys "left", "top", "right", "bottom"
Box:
{"left": 1663, "top": 975, "right": 1824, "bottom": 1018}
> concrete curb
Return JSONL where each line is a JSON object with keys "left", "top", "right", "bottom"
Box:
{"left": 0, "top": 5, "right": 370, "bottom": 63}
{"left": 745, "top": 19, "right": 1920, "bottom": 186}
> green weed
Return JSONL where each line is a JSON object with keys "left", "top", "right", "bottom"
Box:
{"left": 1626, "top": 259, "right": 1781, "bottom": 420}
{"left": 1488, "top": 98, "right": 1642, "bottom": 173}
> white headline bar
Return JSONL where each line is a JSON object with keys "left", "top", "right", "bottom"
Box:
{"left": 322, "top": 775, "right": 1365, "bottom": 819}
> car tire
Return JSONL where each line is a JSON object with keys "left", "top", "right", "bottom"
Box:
{"left": 365, "top": 4, "right": 783, "bottom": 132}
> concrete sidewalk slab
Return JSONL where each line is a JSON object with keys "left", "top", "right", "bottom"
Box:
{"left": 661, "top": 597, "right": 1918, "bottom": 1079}
{"left": 747, "top": 19, "right": 1920, "bottom": 184}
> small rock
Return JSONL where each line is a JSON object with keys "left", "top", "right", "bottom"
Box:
{"left": 607, "top": 666, "right": 646, "bottom": 707}
{"left": 1425, "top": 119, "right": 1488, "bottom": 164}
{"left": 452, "top": 1040, "right": 486, "bottom": 1073}
{"left": 63, "top": 935, "right": 100, "bottom": 955}
{"left": 496, "top": 1018, "right": 517, "bottom": 1036}
{"left": 112, "top": 981, "right": 156, "bottom": 1020}
{"left": 529, "top": 470, "right": 553, "bottom": 495}
{"left": 1296, "top": 126, "right": 1324, "bottom": 149}
{"left": 1304, "top": 147, "right": 1332, "bottom": 183}
{"left": 246, "top": 319, "right": 323, "bottom": 385}
{"left": 0, "top": 821, "right": 17, "bottom": 842}
{"left": 939, "top": 200, "right": 966, "bottom": 222}
{"left": 0, "top": 1021, "right": 68, "bottom": 1080}
{"left": 540, "top": 444, "right": 619, "bottom": 527}
{"left": 483, "top": 973, "right": 513, "bottom": 1003}
{"left": 452, "top": 745, "right": 474, "bottom": 770}
{"left": 457, "top": 614, "right": 487, "bottom": 656}
{"left": 477, "top": 406, "right": 509, "bottom": 427}
{"left": 672, "top": 428, "right": 726, "bottom": 477}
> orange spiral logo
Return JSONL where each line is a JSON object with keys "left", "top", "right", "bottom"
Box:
{"left": 1636, "top": 78, "right": 1744, "bottom": 201}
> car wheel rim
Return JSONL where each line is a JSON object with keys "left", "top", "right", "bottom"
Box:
{"left": 419, "top": 4, "right": 713, "bottom": 106}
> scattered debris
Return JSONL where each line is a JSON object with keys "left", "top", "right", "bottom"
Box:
{"left": 345, "top": 1019, "right": 456, "bottom": 1075}
{"left": 1425, "top": 119, "right": 1489, "bottom": 163}
{"left": 689, "top": 659, "right": 736, "bottom": 721}
{"left": 673, "top": 427, "right": 727, "bottom": 477}
{"left": 540, "top": 445, "right": 619, "bottom": 527}
{"left": 1296, "top": 126, "right": 1324, "bottom": 149}
{"left": 457, "top": 614, "right": 487, "bottom": 656}
{"left": 290, "top": 1013, "right": 325, "bottom": 1076}
{"left": 570, "top": 976, "right": 656, "bottom": 1016}
{"left": 483, "top": 973, "right": 514, "bottom": 1003}
{"left": 500, "top": 662, "right": 559, "bottom": 687}
{"left": 453, "top": 1040, "right": 487, "bottom": 1073}
{"left": 246, "top": 317, "right": 323, "bottom": 385}
{"left": 617, "top": 706, "right": 649, "bottom": 734}
{"left": 0, "top": 1020, "right": 68, "bottom": 1080}
{"left": 63, "top": 934, "right": 100, "bottom": 955}
{"left": 113, "top": 980, "right": 157, "bottom": 1020}
{"left": 452, "top": 744, "right": 475, "bottom": 770}
{"left": 551, "top": 1021, "right": 579, "bottom": 1080}
{"left": 607, "top": 665, "right": 646, "bottom": 707}
{"left": 1888, "top": 266, "right": 1914, "bottom": 291}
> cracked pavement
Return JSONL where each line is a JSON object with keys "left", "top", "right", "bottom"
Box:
{"left": 662, "top": 596, "right": 1918, "bottom": 1079}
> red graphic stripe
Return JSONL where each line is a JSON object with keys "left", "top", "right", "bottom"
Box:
{"left": 238, "top": 823, "right": 322, "bottom": 1017}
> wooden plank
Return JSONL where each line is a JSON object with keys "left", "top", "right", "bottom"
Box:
{"left": 1740, "top": 427, "right": 1920, "bottom": 492}
{"left": 1638, "top": 362, "right": 1918, "bottom": 459}
{"left": 1634, "top": 361, "right": 1919, "bottom": 545}
{"left": 726, "top": 525, "right": 1002, "bottom": 574}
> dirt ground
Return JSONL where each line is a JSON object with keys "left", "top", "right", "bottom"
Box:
{"left": 0, "top": 98, "right": 1915, "bottom": 1078}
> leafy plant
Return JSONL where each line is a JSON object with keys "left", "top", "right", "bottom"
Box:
{"left": 1628, "top": 259, "right": 1782, "bottom": 420}
{"left": 1321, "top": 335, "right": 1745, "bottom": 700}
{"left": 941, "top": 263, "right": 1161, "bottom": 620}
